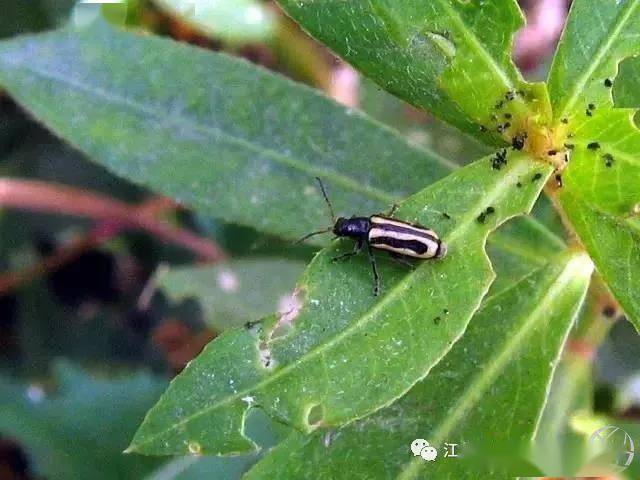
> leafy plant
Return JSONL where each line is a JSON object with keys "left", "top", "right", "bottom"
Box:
{"left": 0, "top": 360, "right": 166, "bottom": 480}
{"left": 153, "top": 0, "right": 276, "bottom": 45}
{"left": 0, "top": 0, "right": 638, "bottom": 477}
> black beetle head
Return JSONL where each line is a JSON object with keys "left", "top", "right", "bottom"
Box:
{"left": 332, "top": 217, "right": 348, "bottom": 236}
{"left": 333, "top": 217, "right": 370, "bottom": 239}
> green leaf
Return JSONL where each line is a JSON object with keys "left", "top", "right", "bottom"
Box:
{"left": 0, "top": 22, "right": 453, "bottom": 243}
{"left": 598, "top": 319, "right": 640, "bottom": 386}
{"left": 276, "top": 0, "right": 545, "bottom": 144}
{"left": 144, "top": 457, "right": 250, "bottom": 480}
{"left": 488, "top": 200, "right": 566, "bottom": 295}
{"left": 0, "top": 22, "right": 559, "bottom": 273}
{"left": 548, "top": 0, "right": 640, "bottom": 122}
{"left": 127, "top": 153, "right": 552, "bottom": 456}
{"left": 559, "top": 191, "right": 640, "bottom": 330}
{"left": 143, "top": 409, "right": 291, "bottom": 480}
{"left": 530, "top": 194, "right": 569, "bottom": 240}
{"left": 531, "top": 348, "right": 593, "bottom": 476}
{"left": 554, "top": 114, "right": 639, "bottom": 332}
{"left": 40, "top": 0, "right": 76, "bottom": 26}
{"left": 613, "top": 56, "right": 640, "bottom": 109}
{"left": 357, "top": 77, "right": 491, "bottom": 164}
{"left": 562, "top": 108, "right": 640, "bottom": 217}
{"left": 0, "top": 0, "right": 73, "bottom": 39}
{"left": 160, "top": 259, "right": 305, "bottom": 331}
{"left": 0, "top": 1, "right": 49, "bottom": 38}
{"left": 550, "top": 0, "right": 640, "bottom": 328}
{"left": 244, "top": 249, "right": 593, "bottom": 479}
{"left": 0, "top": 360, "right": 166, "bottom": 480}
{"left": 153, "top": 0, "right": 276, "bottom": 44}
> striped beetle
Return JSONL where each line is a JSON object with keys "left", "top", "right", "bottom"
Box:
{"left": 298, "top": 178, "right": 447, "bottom": 296}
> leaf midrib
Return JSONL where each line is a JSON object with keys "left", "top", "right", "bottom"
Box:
{"left": 130, "top": 157, "right": 536, "bottom": 451}
{"left": 0, "top": 38, "right": 562, "bottom": 253}
{"left": 396, "top": 252, "right": 591, "bottom": 480}
{"left": 0, "top": 56, "right": 399, "bottom": 204}
{"left": 554, "top": 0, "right": 640, "bottom": 120}
{"left": 436, "top": 0, "right": 523, "bottom": 93}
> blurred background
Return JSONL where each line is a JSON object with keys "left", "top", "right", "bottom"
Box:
{"left": 0, "top": 1, "right": 638, "bottom": 479}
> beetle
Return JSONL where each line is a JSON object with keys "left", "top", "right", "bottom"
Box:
{"left": 297, "top": 178, "right": 447, "bottom": 296}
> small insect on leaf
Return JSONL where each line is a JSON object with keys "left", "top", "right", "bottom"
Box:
{"left": 555, "top": 174, "right": 563, "bottom": 187}
{"left": 512, "top": 133, "right": 527, "bottom": 150}
{"left": 603, "top": 153, "right": 614, "bottom": 167}
{"left": 491, "top": 149, "right": 508, "bottom": 170}
{"left": 299, "top": 178, "right": 447, "bottom": 296}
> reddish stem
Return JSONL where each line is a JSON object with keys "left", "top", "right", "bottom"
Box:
{"left": 0, "top": 178, "right": 227, "bottom": 294}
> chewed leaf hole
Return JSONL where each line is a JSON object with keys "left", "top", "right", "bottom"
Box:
{"left": 187, "top": 441, "right": 202, "bottom": 455}
{"left": 242, "top": 407, "right": 285, "bottom": 451}
{"left": 270, "top": 322, "right": 293, "bottom": 340}
{"left": 271, "top": 289, "right": 303, "bottom": 341}
{"left": 612, "top": 56, "right": 640, "bottom": 129}
{"left": 305, "top": 403, "right": 326, "bottom": 429}
{"left": 612, "top": 56, "right": 639, "bottom": 109}
{"left": 258, "top": 340, "right": 275, "bottom": 370}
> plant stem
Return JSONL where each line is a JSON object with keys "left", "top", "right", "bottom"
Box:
{"left": 0, "top": 178, "right": 227, "bottom": 294}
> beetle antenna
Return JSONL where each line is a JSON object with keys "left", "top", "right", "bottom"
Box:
{"left": 295, "top": 227, "right": 332, "bottom": 244}
{"left": 294, "top": 178, "right": 335, "bottom": 245}
{"left": 316, "top": 177, "right": 336, "bottom": 222}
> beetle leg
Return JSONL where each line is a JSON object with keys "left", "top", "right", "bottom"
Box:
{"left": 331, "top": 240, "right": 363, "bottom": 262}
{"left": 385, "top": 204, "right": 399, "bottom": 217}
{"left": 388, "top": 252, "right": 415, "bottom": 269}
{"left": 367, "top": 243, "right": 380, "bottom": 296}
